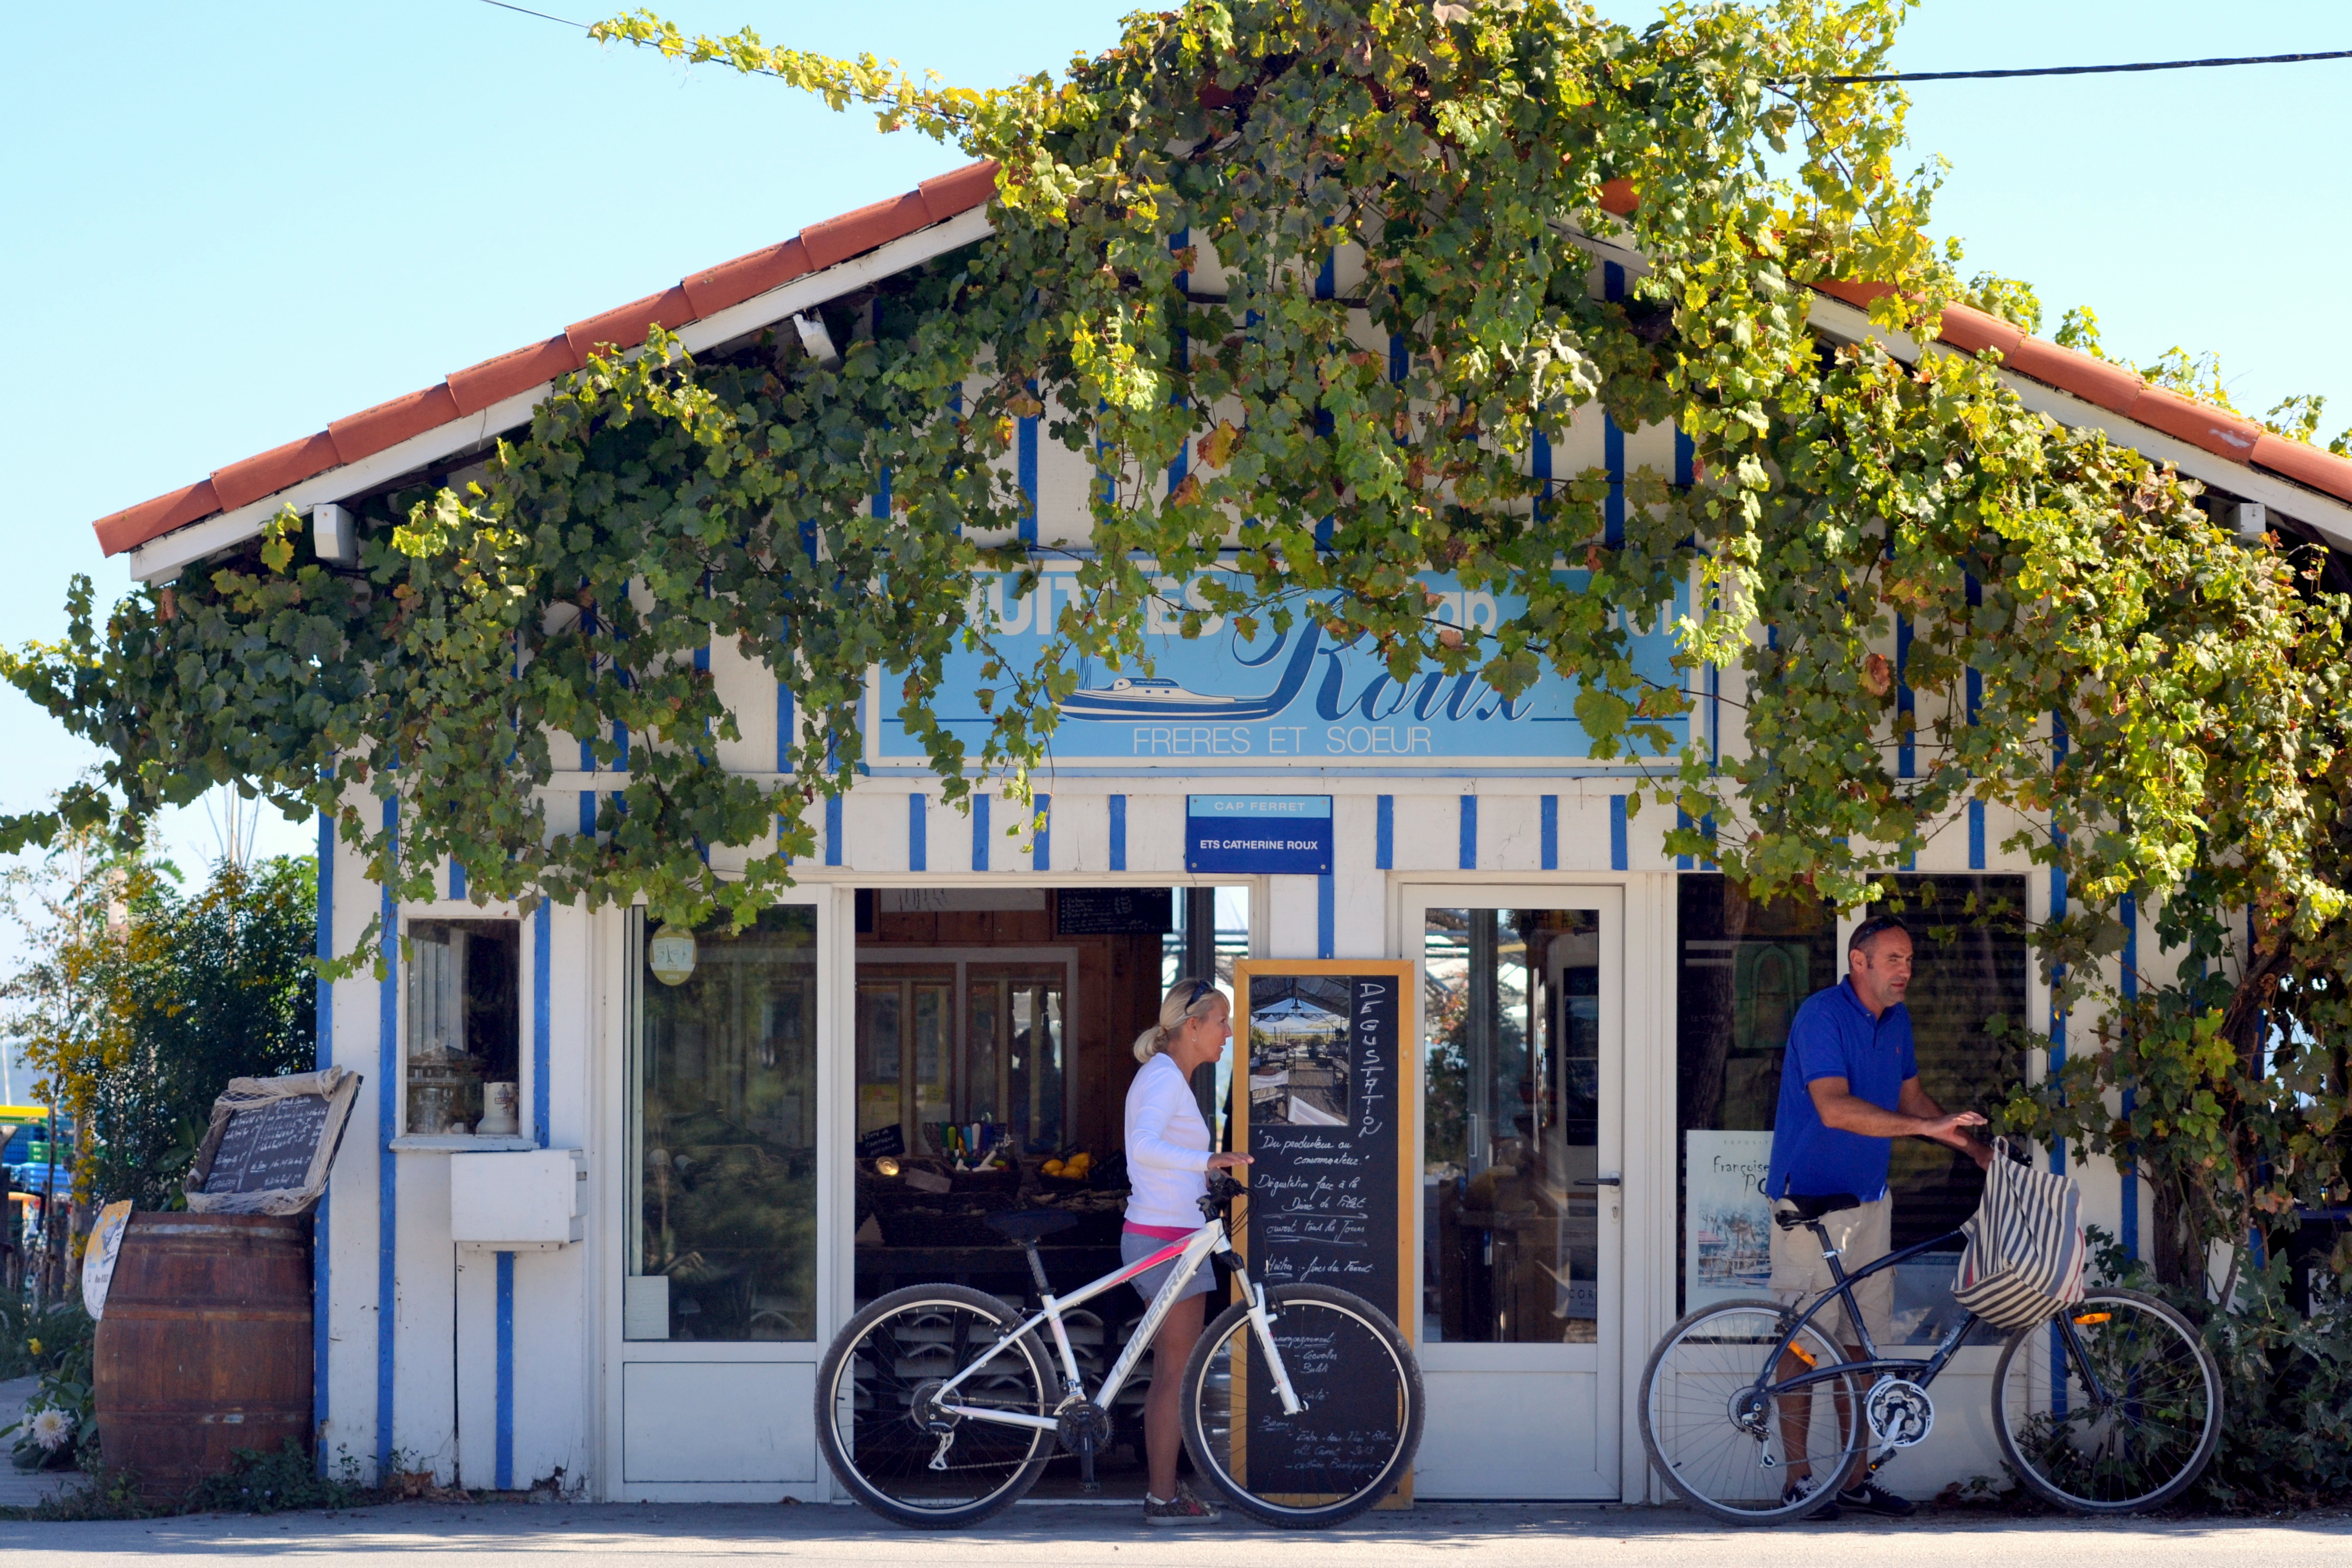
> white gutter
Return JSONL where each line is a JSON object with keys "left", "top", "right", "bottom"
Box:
{"left": 128, "top": 204, "right": 997, "bottom": 584}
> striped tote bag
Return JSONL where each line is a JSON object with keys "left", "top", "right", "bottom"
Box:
{"left": 1952, "top": 1139, "right": 2088, "bottom": 1331}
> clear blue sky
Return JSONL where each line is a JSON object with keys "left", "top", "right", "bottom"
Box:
{"left": 3, "top": 0, "right": 2345, "bottom": 887}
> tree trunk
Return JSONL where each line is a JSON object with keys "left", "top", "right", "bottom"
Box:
{"left": 2152, "top": 1176, "right": 2192, "bottom": 1289}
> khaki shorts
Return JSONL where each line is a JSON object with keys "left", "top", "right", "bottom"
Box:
{"left": 1769, "top": 1196, "right": 1893, "bottom": 1348}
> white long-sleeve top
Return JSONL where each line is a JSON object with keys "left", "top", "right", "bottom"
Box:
{"left": 1122, "top": 1051, "right": 1212, "bottom": 1229}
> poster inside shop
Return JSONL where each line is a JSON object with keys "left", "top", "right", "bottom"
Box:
{"left": 866, "top": 565, "right": 1687, "bottom": 769}
{"left": 1684, "top": 1130, "right": 1774, "bottom": 1310}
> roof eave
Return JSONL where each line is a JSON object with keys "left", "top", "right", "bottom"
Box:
{"left": 120, "top": 195, "right": 997, "bottom": 584}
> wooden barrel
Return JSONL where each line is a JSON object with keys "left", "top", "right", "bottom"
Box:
{"left": 93, "top": 1212, "right": 312, "bottom": 1501}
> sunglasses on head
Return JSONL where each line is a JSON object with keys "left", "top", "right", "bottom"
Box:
{"left": 1183, "top": 978, "right": 1214, "bottom": 1010}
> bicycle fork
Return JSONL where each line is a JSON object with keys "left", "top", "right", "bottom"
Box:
{"left": 1221, "top": 1240, "right": 1306, "bottom": 1417}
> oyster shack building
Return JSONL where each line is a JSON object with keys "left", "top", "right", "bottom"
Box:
{"left": 90, "top": 161, "right": 2352, "bottom": 1503}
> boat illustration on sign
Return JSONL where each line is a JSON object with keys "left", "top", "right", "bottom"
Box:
{"left": 1058, "top": 627, "right": 1321, "bottom": 722}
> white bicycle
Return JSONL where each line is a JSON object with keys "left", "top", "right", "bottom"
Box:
{"left": 817, "top": 1173, "right": 1424, "bottom": 1528}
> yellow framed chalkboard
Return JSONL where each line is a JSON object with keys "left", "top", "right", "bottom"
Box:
{"left": 1230, "top": 958, "right": 1418, "bottom": 1506}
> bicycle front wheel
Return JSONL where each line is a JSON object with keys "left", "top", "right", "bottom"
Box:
{"left": 1178, "top": 1283, "right": 1424, "bottom": 1528}
{"left": 816, "top": 1284, "right": 1055, "bottom": 1529}
{"left": 1638, "top": 1298, "right": 1861, "bottom": 1525}
{"left": 1993, "top": 1288, "right": 2221, "bottom": 1512}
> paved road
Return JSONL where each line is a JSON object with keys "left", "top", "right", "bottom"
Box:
{"left": 7, "top": 1501, "right": 2349, "bottom": 1564}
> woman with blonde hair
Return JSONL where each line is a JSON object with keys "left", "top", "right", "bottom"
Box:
{"left": 1122, "top": 976, "right": 1251, "bottom": 1523}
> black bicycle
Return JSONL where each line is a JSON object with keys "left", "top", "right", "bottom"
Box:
{"left": 1639, "top": 1191, "right": 2223, "bottom": 1523}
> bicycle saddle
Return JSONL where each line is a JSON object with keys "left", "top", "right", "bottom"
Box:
{"left": 987, "top": 1209, "right": 1080, "bottom": 1245}
{"left": 1773, "top": 1192, "right": 1861, "bottom": 1228}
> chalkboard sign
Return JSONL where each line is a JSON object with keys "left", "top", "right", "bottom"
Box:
{"left": 186, "top": 1067, "right": 361, "bottom": 1216}
{"left": 1054, "top": 887, "right": 1172, "bottom": 936}
{"left": 856, "top": 1124, "right": 906, "bottom": 1159}
{"left": 1232, "top": 959, "right": 1417, "bottom": 1504}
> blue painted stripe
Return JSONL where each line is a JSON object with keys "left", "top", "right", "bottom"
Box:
{"left": 376, "top": 799, "right": 398, "bottom": 1477}
{"left": 1676, "top": 807, "right": 1694, "bottom": 872}
{"left": 908, "top": 793, "right": 927, "bottom": 872}
{"left": 776, "top": 649, "right": 793, "bottom": 774}
{"left": 615, "top": 720, "right": 629, "bottom": 770}
{"left": 2120, "top": 891, "right": 2139, "bottom": 1261}
{"left": 448, "top": 860, "right": 466, "bottom": 901}
{"left": 874, "top": 464, "right": 891, "bottom": 521}
{"left": 1375, "top": 796, "right": 1394, "bottom": 870}
{"left": 1540, "top": 795, "right": 1559, "bottom": 870}
{"left": 1108, "top": 794, "right": 1126, "bottom": 872}
{"left": 972, "top": 794, "right": 991, "bottom": 872}
{"left": 1033, "top": 795, "right": 1051, "bottom": 872}
{"left": 494, "top": 1250, "right": 516, "bottom": 1489}
{"left": 825, "top": 795, "right": 844, "bottom": 867}
{"left": 1604, "top": 414, "right": 1625, "bottom": 547}
{"left": 2051, "top": 714, "right": 2068, "bottom": 1177}
{"left": 314, "top": 809, "right": 333, "bottom": 1456}
{"left": 1315, "top": 249, "right": 1335, "bottom": 301}
{"left": 1968, "top": 801, "right": 1986, "bottom": 869}
{"left": 1674, "top": 430, "right": 1695, "bottom": 488}
{"left": 1609, "top": 796, "right": 1629, "bottom": 871}
{"left": 1533, "top": 427, "right": 1552, "bottom": 520}
{"left": 579, "top": 790, "right": 596, "bottom": 838}
{"left": 1458, "top": 796, "right": 1477, "bottom": 870}
{"left": 1018, "top": 387, "right": 1039, "bottom": 544}
{"left": 1388, "top": 332, "right": 1407, "bottom": 384}
{"left": 1896, "top": 614, "right": 1915, "bottom": 780}
{"left": 533, "top": 900, "right": 551, "bottom": 1148}
{"left": 1317, "top": 873, "right": 1335, "bottom": 959}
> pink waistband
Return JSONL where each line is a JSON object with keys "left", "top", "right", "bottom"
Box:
{"left": 1122, "top": 1221, "right": 1192, "bottom": 1241}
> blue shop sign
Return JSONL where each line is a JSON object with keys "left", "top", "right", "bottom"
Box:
{"left": 1185, "top": 796, "right": 1333, "bottom": 874}
{"left": 866, "top": 565, "right": 1686, "bottom": 773}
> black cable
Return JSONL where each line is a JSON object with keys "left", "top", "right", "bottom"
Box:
{"left": 478, "top": 0, "right": 590, "bottom": 29}
{"left": 1819, "top": 48, "right": 2352, "bottom": 84}
{"left": 475, "top": 5, "right": 2352, "bottom": 90}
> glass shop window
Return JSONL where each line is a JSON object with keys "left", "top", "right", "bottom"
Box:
{"left": 404, "top": 920, "right": 521, "bottom": 1136}
{"left": 967, "top": 966, "right": 1066, "bottom": 1156}
{"left": 1423, "top": 908, "right": 1601, "bottom": 1345}
{"left": 855, "top": 967, "right": 954, "bottom": 1155}
{"left": 629, "top": 906, "right": 819, "bottom": 1342}
{"left": 1673, "top": 873, "right": 2026, "bottom": 1343}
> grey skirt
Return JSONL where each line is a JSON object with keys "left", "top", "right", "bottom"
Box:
{"left": 1121, "top": 1228, "right": 1213, "bottom": 1307}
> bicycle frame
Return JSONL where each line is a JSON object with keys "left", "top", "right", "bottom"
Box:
{"left": 1760, "top": 1221, "right": 2108, "bottom": 1417}
{"left": 927, "top": 1212, "right": 1307, "bottom": 1435}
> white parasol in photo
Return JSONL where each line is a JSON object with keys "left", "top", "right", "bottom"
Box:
{"left": 1285, "top": 1094, "right": 1346, "bottom": 1126}
{"left": 1251, "top": 995, "right": 1344, "bottom": 1035}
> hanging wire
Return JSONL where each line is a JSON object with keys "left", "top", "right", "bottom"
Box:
{"left": 1819, "top": 47, "right": 2352, "bottom": 85}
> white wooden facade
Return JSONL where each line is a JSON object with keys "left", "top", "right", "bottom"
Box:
{"left": 307, "top": 377, "right": 2143, "bottom": 1503}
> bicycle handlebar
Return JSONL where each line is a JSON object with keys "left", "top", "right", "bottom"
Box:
{"left": 1198, "top": 1171, "right": 1248, "bottom": 1218}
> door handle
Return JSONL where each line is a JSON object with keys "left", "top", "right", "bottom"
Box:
{"left": 1576, "top": 1174, "right": 1622, "bottom": 1187}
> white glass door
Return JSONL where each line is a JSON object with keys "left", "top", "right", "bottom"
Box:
{"left": 1405, "top": 886, "right": 1623, "bottom": 1499}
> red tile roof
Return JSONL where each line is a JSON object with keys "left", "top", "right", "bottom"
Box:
{"left": 1809, "top": 279, "right": 2352, "bottom": 501}
{"left": 92, "top": 159, "right": 2352, "bottom": 559}
{"left": 92, "top": 161, "right": 1003, "bottom": 560}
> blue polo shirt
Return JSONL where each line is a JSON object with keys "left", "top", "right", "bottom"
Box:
{"left": 1765, "top": 978, "right": 1917, "bottom": 1203}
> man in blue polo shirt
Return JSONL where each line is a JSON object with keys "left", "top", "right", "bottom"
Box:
{"left": 1768, "top": 915, "right": 1990, "bottom": 1520}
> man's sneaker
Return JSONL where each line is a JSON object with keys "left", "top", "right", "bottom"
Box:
{"left": 1835, "top": 1478, "right": 1916, "bottom": 1517}
{"left": 1142, "top": 1483, "right": 1219, "bottom": 1525}
{"left": 1781, "top": 1478, "right": 1842, "bottom": 1520}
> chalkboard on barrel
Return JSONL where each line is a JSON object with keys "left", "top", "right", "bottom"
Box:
{"left": 185, "top": 1067, "right": 362, "bottom": 1216}
{"left": 1232, "top": 959, "right": 1417, "bottom": 1504}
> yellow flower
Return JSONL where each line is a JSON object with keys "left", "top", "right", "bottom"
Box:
{"left": 26, "top": 1338, "right": 40, "bottom": 1356}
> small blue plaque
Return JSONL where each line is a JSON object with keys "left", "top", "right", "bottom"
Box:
{"left": 1184, "top": 796, "right": 1333, "bottom": 874}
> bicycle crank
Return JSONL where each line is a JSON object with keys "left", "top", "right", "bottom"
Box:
{"left": 1056, "top": 1395, "right": 1114, "bottom": 1492}
{"left": 1865, "top": 1378, "right": 1934, "bottom": 1449}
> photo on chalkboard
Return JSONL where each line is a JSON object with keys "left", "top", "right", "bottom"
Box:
{"left": 1246, "top": 974, "right": 1353, "bottom": 1128}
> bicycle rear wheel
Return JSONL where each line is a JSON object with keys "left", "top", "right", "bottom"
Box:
{"left": 1177, "top": 1283, "right": 1424, "bottom": 1528}
{"left": 816, "top": 1284, "right": 1055, "bottom": 1529}
{"left": 1993, "top": 1287, "right": 2221, "bottom": 1512}
{"left": 1639, "top": 1298, "right": 1861, "bottom": 1524}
